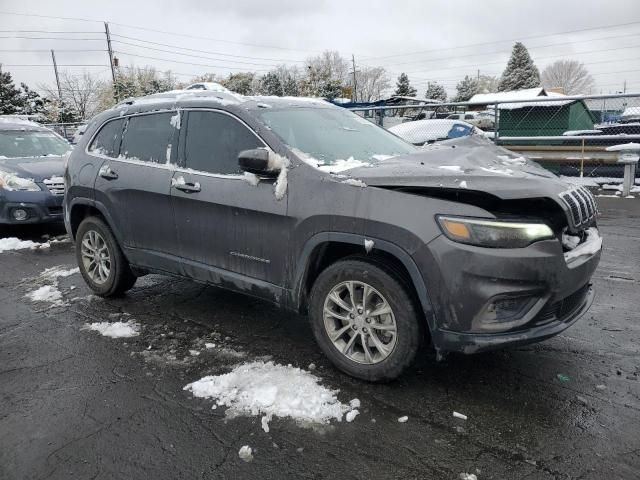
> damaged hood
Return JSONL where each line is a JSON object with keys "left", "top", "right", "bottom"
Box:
{"left": 342, "top": 136, "right": 571, "bottom": 200}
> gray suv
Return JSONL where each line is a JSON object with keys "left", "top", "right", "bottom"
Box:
{"left": 64, "top": 90, "right": 602, "bottom": 381}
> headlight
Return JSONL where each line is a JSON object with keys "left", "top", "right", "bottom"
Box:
{"left": 0, "top": 170, "right": 41, "bottom": 192}
{"left": 437, "top": 215, "right": 554, "bottom": 248}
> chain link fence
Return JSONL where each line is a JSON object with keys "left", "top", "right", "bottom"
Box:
{"left": 348, "top": 93, "right": 640, "bottom": 183}
{"left": 41, "top": 122, "right": 87, "bottom": 144}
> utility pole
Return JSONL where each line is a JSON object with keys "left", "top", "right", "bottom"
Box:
{"left": 50, "top": 49, "right": 67, "bottom": 137}
{"left": 104, "top": 22, "right": 117, "bottom": 100}
{"left": 477, "top": 69, "right": 480, "bottom": 80}
{"left": 623, "top": 80, "right": 627, "bottom": 93}
{"left": 351, "top": 54, "right": 358, "bottom": 103}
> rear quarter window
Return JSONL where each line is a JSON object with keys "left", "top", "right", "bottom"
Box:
{"left": 88, "top": 118, "right": 126, "bottom": 157}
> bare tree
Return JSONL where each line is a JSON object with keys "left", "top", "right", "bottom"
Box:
{"left": 354, "top": 66, "right": 390, "bottom": 102}
{"left": 541, "top": 60, "right": 595, "bottom": 95}
{"left": 40, "top": 71, "right": 106, "bottom": 120}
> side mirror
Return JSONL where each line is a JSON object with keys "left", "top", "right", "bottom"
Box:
{"left": 238, "top": 149, "right": 280, "bottom": 177}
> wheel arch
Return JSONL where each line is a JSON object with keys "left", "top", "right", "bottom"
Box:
{"left": 292, "top": 233, "right": 436, "bottom": 334}
{"left": 68, "top": 198, "right": 122, "bottom": 242}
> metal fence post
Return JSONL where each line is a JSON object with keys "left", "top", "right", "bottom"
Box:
{"left": 493, "top": 102, "right": 499, "bottom": 144}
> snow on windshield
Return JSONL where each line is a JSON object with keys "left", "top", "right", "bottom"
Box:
{"left": 258, "top": 107, "right": 415, "bottom": 168}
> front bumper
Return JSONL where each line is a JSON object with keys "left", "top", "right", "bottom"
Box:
{"left": 0, "top": 190, "right": 64, "bottom": 225}
{"left": 418, "top": 232, "right": 601, "bottom": 354}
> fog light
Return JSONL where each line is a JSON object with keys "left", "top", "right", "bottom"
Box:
{"left": 12, "top": 208, "right": 28, "bottom": 221}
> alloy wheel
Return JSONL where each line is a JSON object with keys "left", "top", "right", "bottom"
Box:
{"left": 80, "top": 230, "right": 111, "bottom": 284}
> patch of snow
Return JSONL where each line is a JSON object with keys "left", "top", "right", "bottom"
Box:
{"left": 371, "top": 154, "right": 395, "bottom": 161}
{"left": 480, "top": 166, "right": 513, "bottom": 176}
{"left": 165, "top": 143, "right": 172, "bottom": 164}
{"left": 459, "top": 473, "right": 478, "bottom": 480}
{"left": 184, "top": 361, "right": 353, "bottom": 426}
{"left": 308, "top": 363, "right": 316, "bottom": 370}
{"left": 242, "top": 172, "right": 260, "bottom": 186}
{"left": 562, "top": 230, "right": 581, "bottom": 250}
{"left": 364, "top": 239, "right": 374, "bottom": 253}
{"left": 349, "top": 398, "right": 360, "bottom": 409}
{"left": 26, "top": 285, "right": 63, "bottom": 304}
{"left": 453, "top": 411, "right": 468, "bottom": 420}
{"left": 189, "top": 350, "right": 201, "bottom": 356}
{"left": 605, "top": 142, "right": 640, "bottom": 152}
{"left": 289, "top": 147, "right": 321, "bottom": 168}
{"left": 265, "top": 150, "right": 290, "bottom": 200}
{"left": 238, "top": 445, "right": 253, "bottom": 462}
{"left": 317, "top": 157, "right": 368, "bottom": 173}
{"left": 398, "top": 416, "right": 409, "bottom": 423}
{"left": 83, "top": 320, "right": 141, "bottom": 338}
{"left": 459, "top": 180, "right": 468, "bottom": 189}
{"left": 261, "top": 414, "right": 272, "bottom": 432}
{"left": 341, "top": 178, "right": 367, "bottom": 187}
{"left": 169, "top": 111, "right": 181, "bottom": 129}
{"left": 0, "top": 237, "right": 47, "bottom": 253}
{"left": 564, "top": 227, "right": 602, "bottom": 262}
{"left": 497, "top": 154, "right": 527, "bottom": 165}
{"left": 346, "top": 410, "right": 359, "bottom": 422}
{"left": 438, "top": 165, "right": 462, "bottom": 171}
{"left": 205, "top": 343, "right": 216, "bottom": 349}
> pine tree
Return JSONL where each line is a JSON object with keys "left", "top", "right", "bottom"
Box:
{"left": 318, "top": 79, "right": 343, "bottom": 100}
{"left": 259, "top": 72, "right": 283, "bottom": 96}
{"left": 498, "top": 42, "right": 540, "bottom": 92}
{"left": 20, "top": 83, "right": 49, "bottom": 117}
{"left": 425, "top": 81, "right": 447, "bottom": 102}
{"left": 0, "top": 68, "right": 25, "bottom": 114}
{"left": 454, "top": 76, "right": 479, "bottom": 102}
{"left": 394, "top": 73, "right": 417, "bottom": 97}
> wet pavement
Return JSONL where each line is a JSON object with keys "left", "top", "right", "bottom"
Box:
{"left": 1, "top": 197, "right": 639, "bottom": 480}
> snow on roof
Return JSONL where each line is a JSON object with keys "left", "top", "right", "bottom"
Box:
{"left": 468, "top": 88, "right": 573, "bottom": 110}
{"left": 605, "top": 142, "right": 640, "bottom": 151}
{"left": 0, "top": 116, "right": 42, "bottom": 129}
{"left": 562, "top": 130, "right": 603, "bottom": 136}
{"left": 468, "top": 88, "right": 547, "bottom": 104}
{"left": 621, "top": 106, "right": 640, "bottom": 120}
{"left": 185, "top": 82, "right": 231, "bottom": 93}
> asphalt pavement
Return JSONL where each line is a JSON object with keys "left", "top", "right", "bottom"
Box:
{"left": 1, "top": 198, "right": 639, "bottom": 480}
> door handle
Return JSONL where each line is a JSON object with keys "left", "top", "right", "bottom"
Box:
{"left": 98, "top": 164, "right": 118, "bottom": 180}
{"left": 172, "top": 175, "right": 201, "bottom": 193}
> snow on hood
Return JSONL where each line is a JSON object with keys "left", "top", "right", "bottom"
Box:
{"left": 0, "top": 155, "right": 65, "bottom": 181}
{"left": 336, "top": 136, "right": 570, "bottom": 200}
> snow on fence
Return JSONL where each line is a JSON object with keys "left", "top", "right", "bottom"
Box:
{"left": 347, "top": 92, "right": 640, "bottom": 179}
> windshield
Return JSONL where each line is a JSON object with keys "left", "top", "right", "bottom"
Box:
{"left": 257, "top": 107, "right": 417, "bottom": 167}
{"left": 0, "top": 130, "right": 71, "bottom": 159}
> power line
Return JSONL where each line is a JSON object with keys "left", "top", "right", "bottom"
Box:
{"left": 363, "top": 20, "right": 640, "bottom": 61}
{"left": 0, "top": 11, "right": 102, "bottom": 23}
{"left": 0, "top": 30, "right": 99, "bottom": 34}
{"left": 0, "top": 49, "right": 107, "bottom": 52}
{"left": 113, "top": 50, "right": 271, "bottom": 72}
{"left": 110, "top": 34, "right": 306, "bottom": 63}
{"left": 379, "top": 32, "right": 640, "bottom": 68}
{"left": 0, "top": 35, "right": 104, "bottom": 40}
{"left": 4, "top": 64, "right": 109, "bottom": 67}
{"left": 111, "top": 40, "right": 292, "bottom": 67}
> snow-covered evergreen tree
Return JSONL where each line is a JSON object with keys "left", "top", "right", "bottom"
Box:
{"left": 259, "top": 72, "right": 283, "bottom": 96}
{"left": 0, "top": 68, "right": 24, "bottom": 114}
{"left": 425, "top": 81, "right": 447, "bottom": 102}
{"left": 498, "top": 43, "right": 540, "bottom": 92}
{"left": 394, "top": 73, "right": 417, "bottom": 97}
{"left": 19, "top": 83, "right": 49, "bottom": 117}
{"left": 454, "top": 76, "right": 479, "bottom": 102}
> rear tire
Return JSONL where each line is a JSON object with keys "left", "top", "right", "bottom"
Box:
{"left": 308, "top": 258, "right": 422, "bottom": 382}
{"left": 75, "top": 216, "right": 136, "bottom": 297}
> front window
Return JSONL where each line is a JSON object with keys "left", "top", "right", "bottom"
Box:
{"left": 0, "top": 130, "right": 71, "bottom": 158}
{"left": 256, "top": 107, "right": 416, "bottom": 167}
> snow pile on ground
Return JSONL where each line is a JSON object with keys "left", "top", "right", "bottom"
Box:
{"left": 26, "top": 285, "right": 63, "bottom": 304}
{"left": 564, "top": 227, "right": 602, "bottom": 262}
{"left": 438, "top": 165, "right": 462, "bottom": 171}
{"left": 459, "top": 473, "right": 477, "bottom": 480}
{"left": 184, "top": 361, "right": 358, "bottom": 431}
{"left": 453, "top": 411, "right": 468, "bottom": 420}
{"left": 83, "top": 320, "right": 141, "bottom": 338}
{"left": 238, "top": 445, "right": 253, "bottom": 462}
{"left": 560, "top": 176, "right": 640, "bottom": 188}
{"left": 40, "top": 266, "right": 80, "bottom": 281}
{"left": 0, "top": 237, "right": 47, "bottom": 253}
{"left": 497, "top": 154, "right": 527, "bottom": 165}
{"left": 398, "top": 416, "right": 409, "bottom": 423}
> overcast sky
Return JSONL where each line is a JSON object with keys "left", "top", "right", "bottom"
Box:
{"left": 1, "top": 0, "right": 639, "bottom": 96}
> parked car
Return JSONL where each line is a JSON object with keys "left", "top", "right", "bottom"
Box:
{"left": 65, "top": 91, "right": 601, "bottom": 381}
{"left": 388, "top": 119, "right": 482, "bottom": 145}
{"left": 446, "top": 111, "right": 495, "bottom": 130}
{"left": 0, "top": 118, "right": 71, "bottom": 225}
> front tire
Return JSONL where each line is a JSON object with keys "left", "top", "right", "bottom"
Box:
{"left": 308, "top": 258, "right": 422, "bottom": 382}
{"left": 75, "top": 216, "right": 136, "bottom": 297}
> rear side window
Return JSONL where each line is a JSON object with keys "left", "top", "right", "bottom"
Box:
{"left": 120, "top": 113, "right": 176, "bottom": 163}
{"left": 464, "top": 114, "right": 474, "bottom": 120}
{"left": 184, "top": 111, "right": 263, "bottom": 174}
{"left": 88, "top": 118, "right": 125, "bottom": 157}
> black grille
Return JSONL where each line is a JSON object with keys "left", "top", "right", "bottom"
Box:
{"left": 558, "top": 187, "right": 597, "bottom": 228}
{"left": 532, "top": 284, "right": 591, "bottom": 326}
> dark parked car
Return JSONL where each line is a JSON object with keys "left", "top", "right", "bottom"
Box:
{"left": 0, "top": 118, "right": 71, "bottom": 225}
{"left": 64, "top": 91, "right": 602, "bottom": 381}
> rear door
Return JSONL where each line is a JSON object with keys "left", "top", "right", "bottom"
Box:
{"left": 171, "top": 109, "right": 289, "bottom": 287}
{"left": 92, "top": 111, "right": 180, "bottom": 270}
